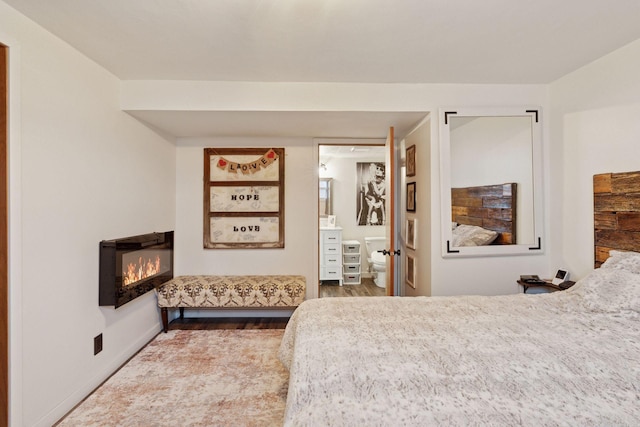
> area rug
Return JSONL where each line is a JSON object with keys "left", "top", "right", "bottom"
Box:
{"left": 57, "top": 329, "right": 288, "bottom": 427}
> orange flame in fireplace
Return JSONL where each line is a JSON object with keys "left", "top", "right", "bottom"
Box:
{"left": 123, "top": 255, "right": 161, "bottom": 286}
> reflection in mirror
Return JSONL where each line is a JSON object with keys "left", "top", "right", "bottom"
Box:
{"left": 440, "top": 107, "right": 543, "bottom": 257}
{"left": 451, "top": 182, "right": 517, "bottom": 245}
{"left": 319, "top": 178, "right": 333, "bottom": 217}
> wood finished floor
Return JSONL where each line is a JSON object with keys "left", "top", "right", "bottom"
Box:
{"left": 166, "top": 277, "right": 384, "bottom": 330}
{"left": 319, "top": 277, "right": 385, "bottom": 297}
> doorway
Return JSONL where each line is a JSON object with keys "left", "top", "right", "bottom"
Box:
{"left": 318, "top": 143, "right": 388, "bottom": 298}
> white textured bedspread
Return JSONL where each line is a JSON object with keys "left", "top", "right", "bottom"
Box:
{"left": 279, "top": 268, "right": 640, "bottom": 426}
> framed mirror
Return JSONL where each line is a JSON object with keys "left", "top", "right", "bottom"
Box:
{"left": 439, "top": 107, "right": 543, "bottom": 257}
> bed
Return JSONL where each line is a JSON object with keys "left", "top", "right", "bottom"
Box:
{"left": 451, "top": 182, "right": 516, "bottom": 245}
{"left": 278, "top": 171, "right": 640, "bottom": 425}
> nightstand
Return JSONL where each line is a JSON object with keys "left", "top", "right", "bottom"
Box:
{"left": 517, "top": 279, "right": 575, "bottom": 294}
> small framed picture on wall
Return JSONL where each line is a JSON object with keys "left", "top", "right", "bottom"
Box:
{"left": 406, "top": 182, "right": 416, "bottom": 212}
{"left": 406, "top": 145, "right": 416, "bottom": 177}
{"left": 406, "top": 254, "right": 416, "bottom": 288}
{"left": 406, "top": 218, "right": 417, "bottom": 249}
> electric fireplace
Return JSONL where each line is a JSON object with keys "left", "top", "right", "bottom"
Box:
{"left": 99, "top": 231, "right": 174, "bottom": 308}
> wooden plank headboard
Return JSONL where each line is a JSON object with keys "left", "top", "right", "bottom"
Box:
{"left": 594, "top": 171, "right": 640, "bottom": 267}
{"left": 451, "top": 183, "right": 517, "bottom": 245}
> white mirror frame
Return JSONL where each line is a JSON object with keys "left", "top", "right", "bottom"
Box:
{"left": 439, "top": 106, "right": 544, "bottom": 258}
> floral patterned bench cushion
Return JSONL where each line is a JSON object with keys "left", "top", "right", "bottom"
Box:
{"left": 156, "top": 275, "right": 306, "bottom": 308}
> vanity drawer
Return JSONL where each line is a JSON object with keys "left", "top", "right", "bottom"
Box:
{"left": 321, "top": 267, "right": 342, "bottom": 279}
{"left": 322, "top": 231, "right": 342, "bottom": 244}
{"left": 323, "top": 243, "right": 341, "bottom": 255}
{"left": 321, "top": 253, "right": 341, "bottom": 266}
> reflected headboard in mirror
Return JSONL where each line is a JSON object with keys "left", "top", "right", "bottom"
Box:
{"left": 452, "top": 182, "right": 516, "bottom": 245}
{"left": 594, "top": 170, "right": 640, "bottom": 268}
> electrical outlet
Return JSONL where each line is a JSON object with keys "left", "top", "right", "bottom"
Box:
{"left": 94, "top": 334, "right": 103, "bottom": 355}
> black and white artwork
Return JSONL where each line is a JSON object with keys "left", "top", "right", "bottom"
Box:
{"left": 356, "top": 162, "right": 386, "bottom": 226}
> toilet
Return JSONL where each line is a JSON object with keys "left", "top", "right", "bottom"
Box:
{"left": 364, "top": 237, "right": 386, "bottom": 288}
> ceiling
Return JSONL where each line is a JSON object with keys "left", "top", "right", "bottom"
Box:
{"left": 6, "top": 0, "right": 640, "bottom": 138}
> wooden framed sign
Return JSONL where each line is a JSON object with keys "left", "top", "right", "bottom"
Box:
{"left": 204, "top": 148, "right": 285, "bottom": 249}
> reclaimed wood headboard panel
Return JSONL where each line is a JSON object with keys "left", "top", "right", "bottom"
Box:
{"left": 594, "top": 171, "right": 640, "bottom": 268}
{"left": 451, "top": 183, "right": 517, "bottom": 245}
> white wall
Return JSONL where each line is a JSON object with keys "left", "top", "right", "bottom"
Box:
{"left": 1, "top": 3, "right": 176, "bottom": 426}
{"left": 174, "top": 137, "right": 316, "bottom": 304}
{"left": 549, "top": 38, "right": 640, "bottom": 279}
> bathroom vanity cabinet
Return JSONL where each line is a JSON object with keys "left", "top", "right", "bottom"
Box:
{"left": 320, "top": 227, "right": 342, "bottom": 286}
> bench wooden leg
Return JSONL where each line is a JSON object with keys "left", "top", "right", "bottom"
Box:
{"left": 161, "top": 307, "right": 169, "bottom": 333}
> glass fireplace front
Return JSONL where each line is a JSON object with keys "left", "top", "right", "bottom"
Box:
{"left": 99, "top": 231, "right": 174, "bottom": 308}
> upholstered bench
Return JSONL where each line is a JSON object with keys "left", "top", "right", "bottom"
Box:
{"left": 156, "top": 275, "right": 306, "bottom": 332}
